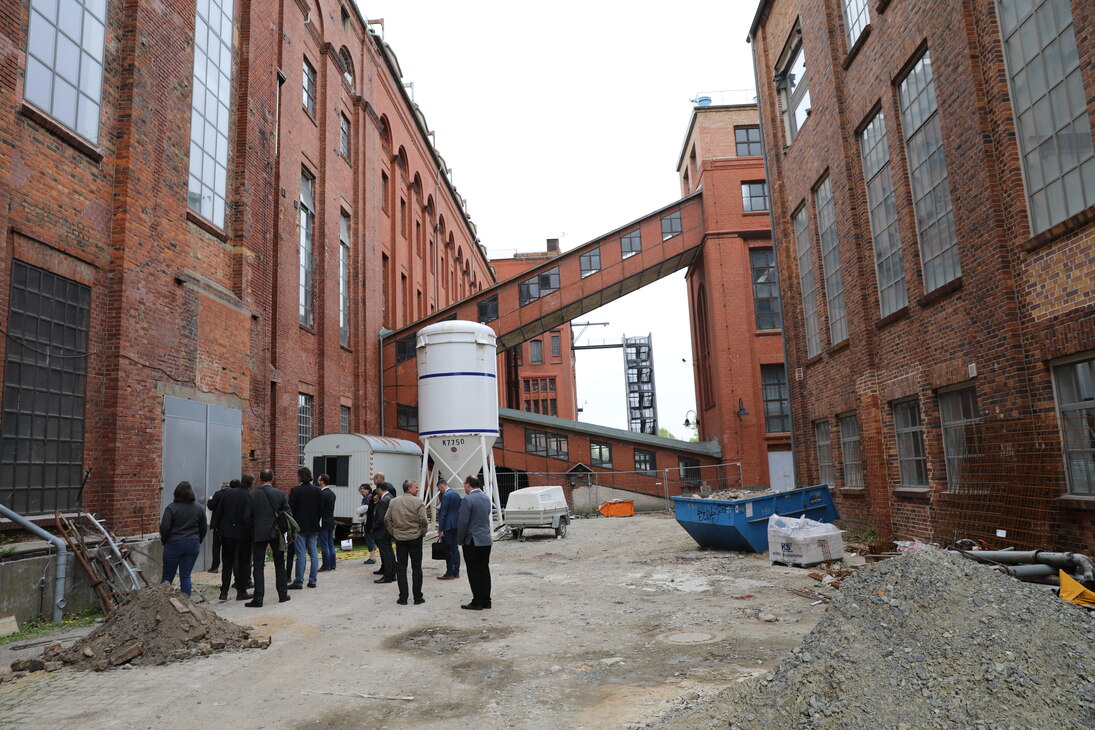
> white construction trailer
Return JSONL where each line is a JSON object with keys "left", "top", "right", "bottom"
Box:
{"left": 303, "top": 433, "right": 423, "bottom": 537}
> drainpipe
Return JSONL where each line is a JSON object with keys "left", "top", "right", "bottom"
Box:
{"left": 0, "top": 504, "right": 68, "bottom": 622}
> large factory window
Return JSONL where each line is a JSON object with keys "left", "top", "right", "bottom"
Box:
{"left": 815, "top": 420, "right": 834, "bottom": 487}
{"left": 0, "top": 262, "right": 90, "bottom": 514}
{"left": 893, "top": 399, "right": 928, "bottom": 488}
{"left": 999, "top": 0, "right": 1094, "bottom": 233}
{"left": 793, "top": 203, "right": 822, "bottom": 358}
{"left": 297, "top": 394, "right": 313, "bottom": 467}
{"left": 899, "top": 51, "right": 960, "bottom": 293}
{"left": 525, "top": 428, "right": 567, "bottom": 459}
{"left": 761, "top": 364, "right": 790, "bottom": 433}
{"left": 750, "top": 248, "right": 782, "bottom": 330}
{"left": 776, "top": 26, "right": 811, "bottom": 144}
{"left": 939, "top": 387, "right": 979, "bottom": 491}
{"left": 339, "top": 212, "right": 350, "bottom": 347}
{"left": 815, "top": 176, "right": 847, "bottom": 345}
{"left": 181, "top": 0, "right": 235, "bottom": 226}
{"left": 839, "top": 414, "right": 863, "bottom": 488}
{"left": 842, "top": 0, "right": 869, "bottom": 47}
{"left": 302, "top": 57, "right": 316, "bottom": 115}
{"left": 859, "top": 111, "right": 907, "bottom": 317}
{"left": 24, "top": 0, "right": 109, "bottom": 143}
{"left": 299, "top": 169, "right": 315, "bottom": 327}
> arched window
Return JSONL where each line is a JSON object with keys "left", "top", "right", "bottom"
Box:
{"left": 378, "top": 115, "right": 392, "bottom": 150}
{"left": 338, "top": 47, "right": 354, "bottom": 87}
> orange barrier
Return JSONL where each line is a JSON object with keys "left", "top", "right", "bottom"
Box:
{"left": 598, "top": 500, "right": 635, "bottom": 518}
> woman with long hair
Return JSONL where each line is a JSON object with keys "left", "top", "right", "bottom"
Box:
{"left": 159, "top": 480, "right": 208, "bottom": 596}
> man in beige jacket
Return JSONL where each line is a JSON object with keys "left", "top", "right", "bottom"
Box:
{"left": 384, "top": 479, "right": 428, "bottom": 605}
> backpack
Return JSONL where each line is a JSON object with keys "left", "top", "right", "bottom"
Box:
{"left": 263, "top": 486, "right": 301, "bottom": 543}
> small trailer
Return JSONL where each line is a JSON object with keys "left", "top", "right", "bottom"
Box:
{"left": 504, "top": 485, "right": 570, "bottom": 540}
{"left": 304, "top": 433, "right": 422, "bottom": 538}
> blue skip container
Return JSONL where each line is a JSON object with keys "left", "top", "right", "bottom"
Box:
{"left": 671, "top": 484, "right": 839, "bottom": 552}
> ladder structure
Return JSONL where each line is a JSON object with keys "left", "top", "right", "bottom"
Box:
{"left": 54, "top": 511, "right": 148, "bottom": 615}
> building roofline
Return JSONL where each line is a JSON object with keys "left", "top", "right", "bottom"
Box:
{"left": 747, "top": 0, "right": 771, "bottom": 43}
{"left": 499, "top": 407, "right": 722, "bottom": 458}
{"left": 674, "top": 104, "right": 759, "bottom": 171}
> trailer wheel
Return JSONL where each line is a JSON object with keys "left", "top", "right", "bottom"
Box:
{"left": 512, "top": 529, "right": 524, "bottom": 542}
{"left": 555, "top": 520, "right": 567, "bottom": 538}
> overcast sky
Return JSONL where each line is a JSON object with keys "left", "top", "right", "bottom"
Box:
{"left": 359, "top": 0, "right": 761, "bottom": 433}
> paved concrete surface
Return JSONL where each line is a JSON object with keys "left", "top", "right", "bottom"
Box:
{"left": 0, "top": 514, "right": 829, "bottom": 728}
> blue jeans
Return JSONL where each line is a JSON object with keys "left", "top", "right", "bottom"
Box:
{"left": 363, "top": 530, "right": 376, "bottom": 551}
{"left": 294, "top": 532, "right": 319, "bottom": 586}
{"left": 443, "top": 531, "right": 461, "bottom": 576}
{"left": 161, "top": 539, "right": 201, "bottom": 596}
{"left": 319, "top": 528, "right": 336, "bottom": 570}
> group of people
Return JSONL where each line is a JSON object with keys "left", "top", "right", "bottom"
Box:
{"left": 158, "top": 468, "right": 493, "bottom": 610}
{"left": 356, "top": 472, "right": 493, "bottom": 609}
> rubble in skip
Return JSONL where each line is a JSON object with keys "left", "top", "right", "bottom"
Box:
{"left": 657, "top": 549, "right": 1095, "bottom": 729}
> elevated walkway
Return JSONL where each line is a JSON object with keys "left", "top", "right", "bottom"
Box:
{"left": 381, "top": 190, "right": 705, "bottom": 430}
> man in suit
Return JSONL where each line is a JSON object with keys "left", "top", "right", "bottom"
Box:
{"left": 317, "top": 473, "right": 337, "bottom": 572}
{"left": 214, "top": 476, "right": 253, "bottom": 601}
{"left": 436, "top": 478, "right": 461, "bottom": 580}
{"left": 456, "top": 474, "right": 493, "bottom": 610}
{"left": 384, "top": 479, "right": 428, "bottom": 605}
{"left": 371, "top": 484, "right": 396, "bottom": 583}
{"left": 205, "top": 481, "right": 229, "bottom": 573}
{"left": 289, "top": 466, "right": 323, "bottom": 589}
{"left": 247, "top": 469, "right": 290, "bottom": 607}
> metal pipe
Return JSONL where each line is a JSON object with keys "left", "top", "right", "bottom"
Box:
{"left": 83, "top": 514, "right": 142, "bottom": 592}
{"left": 955, "top": 549, "right": 1094, "bottom": 587}
{"left": 996, "top": 564, "right": 1057, "bottom": 578}
{"left": 0, "top": 504, "right": 68, "bottom": 622}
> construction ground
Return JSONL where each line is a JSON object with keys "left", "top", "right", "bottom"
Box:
{"left": 1, "top": 513, "right": 1092, "bottom": 728}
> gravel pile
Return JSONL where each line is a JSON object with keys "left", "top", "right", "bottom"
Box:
{"left": 705, "top": 488, "right": 776, "bottom": 501}
{"left": 657, "top": 549, "right": 1095, "bottom": 729}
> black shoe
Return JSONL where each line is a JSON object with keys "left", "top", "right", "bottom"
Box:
{"left": 461, "top": 603, "right": 483, "bottom": 611}
{"left": 414, "top": 597, "right": 425, "bottom": 605}
{"left": 288, "top": 584, "right": 303, "bottom": 590}
{"left": 481, "top": 603, "right": 492, "bottom": 609}
{"left": 396, "top": 597, "right": 408, "bottom": 605}
{"left": 218, "top": 591, "right": 228, "bottom": 601}
{"left": 244, "top": 600, "right": 263, "bottom": 608}
{"left": 374, "top": 577, "right": 394, "bottom": 584}
{"left": 307, "top": 583, "right": 316, "bottom": 588}
{"left": 373, "top": 568, "right": 385, "bottom": 575}
{"left": 279, "top": 595, "right": 291, "bottom": 603}
{"left": 235, "top": 592, "right": 253, "bottom": 601}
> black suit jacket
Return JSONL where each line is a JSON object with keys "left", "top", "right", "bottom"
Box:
{"left": 214, "top": 485, "right": 253, "bottom": 540}
{"left": 320, "top": 487, "right": 336, "bottom": 529}
{"left": 290, "top": 481, "right": 323, "bottom": 532}
{"left": 251, "top": 484, "right": 288, "bottom": 542}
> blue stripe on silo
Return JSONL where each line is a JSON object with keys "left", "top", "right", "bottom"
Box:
{"left": 419, "top": 429, "right": 500, "bottom": 436}
{"left": 418, "top": 372, "right": 497, "bottom": 380}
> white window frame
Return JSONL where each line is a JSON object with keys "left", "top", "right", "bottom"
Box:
{"left": 859, "top": 111, "right": 908, "bottom": 317}
{"left": 842, "top": 0, "right": 869, "bottom": 48}
{"left": 899, "top": 51, "right": 960, "bottom": 293}
{"left": 997, "top": 0, "right": 1095, "bottom": 233}
{"left": 1052, "top": 354, "right": 1095, "bottom": 496}
{"left": 776, "top": 26, "right": 811, "bottom": 144}
{"left": 339, "top": 211, "right": 350, "bottom": 346}
{"left": 815, "top": 175, "right": 847, "bottom": 344}
{"left": 299, "top": 169, "right": 315, "bottom": 327}
{"left": 793, "top": 204, "right": 822, "bottom": 357}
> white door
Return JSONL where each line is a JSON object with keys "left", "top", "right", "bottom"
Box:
{"left": 768, "top": 451, "right": 795, "bottom": 492}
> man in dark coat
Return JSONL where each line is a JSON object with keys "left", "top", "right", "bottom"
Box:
{"left": 247, "top": 469, "right": 290, "bottom": 607}
{"left": 205, "top": 481, "right": 229, "bottom": 573}
{"left": 214, "top": 476, "right": 253, "bottom": 601}
{"left": 371, "top": 485, "right": 396, "bottom": 583}
{"left": 436, "top": 478, "right": 462, "bottom": 579}
{"left": 317, "top": 473, "right": 337, "bottom": 572}
{"left": 289, "top": 466, "right": 323, "bottom": 589}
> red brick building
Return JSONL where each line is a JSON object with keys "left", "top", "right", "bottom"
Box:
{"left": 0, "top": 0, "right": 490, "bottom": 532}
{"left": 750, "top": 0, "right": 1094, "bottom": 550}
{"left": 490, "top": 240, "right": 579, "bottom": 421}
{"left": 679, "top": 105, "right": 793, "bottom": 490}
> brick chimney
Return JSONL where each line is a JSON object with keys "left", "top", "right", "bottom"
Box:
{"left": 546, "top": 238, "right": 560, "bottom": 253}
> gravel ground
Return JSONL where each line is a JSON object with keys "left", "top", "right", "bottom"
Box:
{"left": 1, "top": 513, "right": 831, "bottom": 728}
{"left": 656, "top": 549, "right": 1095, "bottom": 729}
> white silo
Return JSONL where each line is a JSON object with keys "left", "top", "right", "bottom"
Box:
{"left": 415, "top": 320, "right": 501, "bottom": 528}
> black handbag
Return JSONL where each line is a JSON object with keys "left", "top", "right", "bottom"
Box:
{"left": 431, "top": 537, "right": 447, "bottom": 561}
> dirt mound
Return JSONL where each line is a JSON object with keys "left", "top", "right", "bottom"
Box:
{"left": 657, "top": 549, "right": 1095, "bottom": 729}
{"left": 56, "top": 584, "right": 259, "bottom": 670}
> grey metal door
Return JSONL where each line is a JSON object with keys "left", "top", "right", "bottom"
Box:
{"left": 161, "top": 396, "right": 242, "bottom": 572}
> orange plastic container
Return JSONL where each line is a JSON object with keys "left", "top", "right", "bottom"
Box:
{"left": 598, "top": 500, "right": 635, "bottom": 517}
